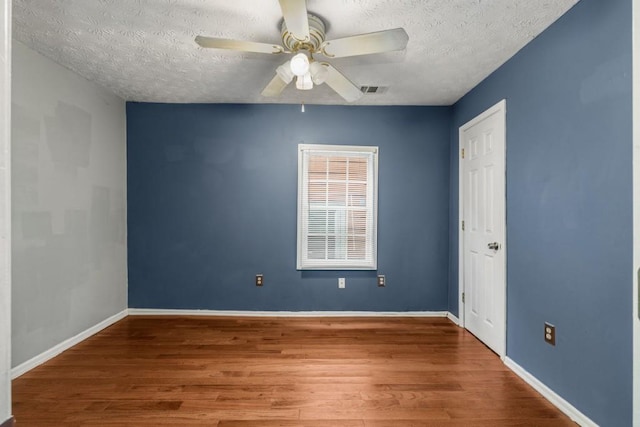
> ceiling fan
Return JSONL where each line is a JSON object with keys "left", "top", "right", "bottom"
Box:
{"left": 195, "top": 0, "right": 409, "bottom": 102}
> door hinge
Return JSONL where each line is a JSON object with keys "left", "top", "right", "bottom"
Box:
{"left": 461, "top": 220, "right": 465, "bottom": 231}
{"left": 462, "top": 292, "right": 465, "bottom": 303}
{"left": 461, "top": 148, "right": 465, "bottom": 159}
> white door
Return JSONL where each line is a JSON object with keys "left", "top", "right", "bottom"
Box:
{"left": 460, "top": 100, "right": 506, "bottom": 357}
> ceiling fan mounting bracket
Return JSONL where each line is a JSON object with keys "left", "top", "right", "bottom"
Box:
{"left": 319, "top": 42, "right": 334, "bottom": 58}
{"left": 281, "top": 13, "right": 326, "bottom": 53}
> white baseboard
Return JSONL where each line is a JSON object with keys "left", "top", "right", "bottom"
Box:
{"left": 504, "top": 357, "right": 598, "bottom": 427}
{"left": 128, "top": 308, "right": 450, "bottom": 318}
{"left": 11, "top": 309, "right": 128, "bottom": 379}
{"left": 447, "top": 312, "right": 460, "bottom": 325}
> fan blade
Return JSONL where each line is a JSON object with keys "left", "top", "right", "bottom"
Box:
{"left": 324, "top": 64, "right": 363, "bottom": 103}
{"left": 261, "top": 74, "right": 290, "bottom": 97}
{"left": 321, "top": 28, "right": 409, "bottom": 58}
{"left": 278, "top": 0, "right": 310, "bottom": 42}
{"left": 195, "top": 36, "right": 284, "bottom": 54}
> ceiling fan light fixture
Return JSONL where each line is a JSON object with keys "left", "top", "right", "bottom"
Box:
{"left": 276, "top": 61, "right": 294, "bottom": 83}
{"left": 290, "top": 52, "right": 310, "bottom": 76}
{"left": 296, "top": 72, "right": 313, "bottom": 90}
{"left": 195, "top": 3, "right": 409, "bottom": 102}
{"left": 310, "top": 61, "right": 328, "bottom": 85}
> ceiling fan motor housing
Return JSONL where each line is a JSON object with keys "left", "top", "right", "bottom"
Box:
{"left": 281, "top": 14, "right": 326, "bottom": 53}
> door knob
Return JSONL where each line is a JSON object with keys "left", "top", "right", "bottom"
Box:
{"left": 488, "top": 242, "right": 501, "bottom": 250}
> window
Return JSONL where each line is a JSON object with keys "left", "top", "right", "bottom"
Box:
{"left": 297, "top": 144, "right": 378, "bottom": 270}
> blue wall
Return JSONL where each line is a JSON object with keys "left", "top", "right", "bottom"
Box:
{"left": 127, "top": 104, "right": 452, "bottom": 311}
{"left": 450, "top": 0, "right": 632, "bottom": 425}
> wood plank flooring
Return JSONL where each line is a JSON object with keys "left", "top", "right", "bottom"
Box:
{"left": 12, "top": 316, "right": 575, "bottom": 426}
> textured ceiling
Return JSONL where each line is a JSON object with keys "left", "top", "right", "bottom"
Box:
{"left": 13, "top": 0, "right": 579, "bottom": 105}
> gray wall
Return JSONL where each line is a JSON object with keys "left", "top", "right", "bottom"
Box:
{"left": 0, "top": 0, "right": 10, "bottom": 423}
{"left": 11, "top": 41, "right": 127, "bottom": 367}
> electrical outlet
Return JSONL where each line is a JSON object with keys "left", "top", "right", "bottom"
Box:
{"left": 544, "top": 322, "right": 555, "bottom": 346}
{"left": 256, "top": 274, "right": 263, "bottom": 287}
{"left": 338, "top": 278, "right": 345, "bottom": 289}
{"left": 377, "top": 275, "right": 385, "bottom": 287}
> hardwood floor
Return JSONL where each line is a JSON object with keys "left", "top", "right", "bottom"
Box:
{"left": 12, "top": 316, "right": 575, "bottom": 426}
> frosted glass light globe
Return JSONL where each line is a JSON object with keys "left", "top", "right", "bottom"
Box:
{"left": 290, "top": 53, "right": 310, "bottom": 77}
{"left": 276, "top": 61, "right": 294, "bottom": 83}
{"left": 310, "top": 61, "right": 328, "bottom": 85}
{"left": 296, "top": 72, "right": 313, "bottom": 90}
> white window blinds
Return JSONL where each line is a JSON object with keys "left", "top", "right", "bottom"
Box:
{"left": 297, "top": 144, "right": 378, "bottom": 270}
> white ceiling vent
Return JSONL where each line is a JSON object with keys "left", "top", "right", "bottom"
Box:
{"left": 360, "top": 86, "right": 388, "bottom": 94}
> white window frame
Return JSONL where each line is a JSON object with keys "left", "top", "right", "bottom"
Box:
{"left": 297, "top": 143, "right": 379, "bottom": 270}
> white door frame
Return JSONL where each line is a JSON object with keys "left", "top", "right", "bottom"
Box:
{"left": 457, "top": 99, "right": 507, "bottom": 358}
{"left": 632, "top": 0, "right": 639, "bottom": 423}
{"left": 0, "top": 0, "right": 10, "bottom": 423}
